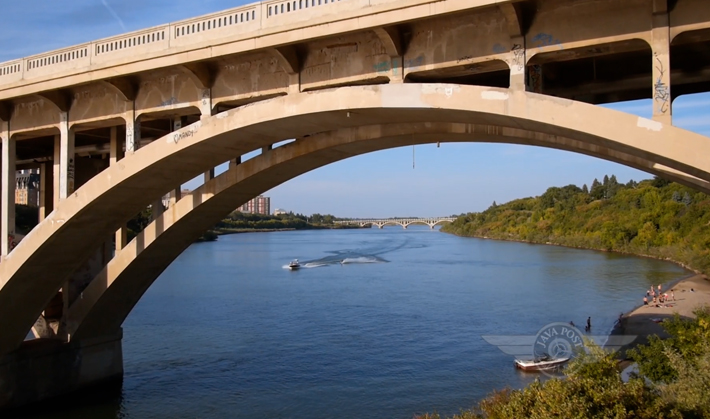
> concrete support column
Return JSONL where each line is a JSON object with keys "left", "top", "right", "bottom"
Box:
{"left": 199, "top": 94, "right": 216, "bottom": 187}
{"left": 509, "top": 36, "right": 527, "bottom": 91}
{"left": 168, "top": 117, "right": 184, "bottom": 209}
{"left": 124, "top": 108, "right": 141, "bottom": 154}
{"left": 151, "top": 198, "right": 164, "bottom": 221}
{"left": 169, "top": 188, "right": 182, "bottom": 208}
{"left": 58, "top": 113, "right": 75, "bottom": 200}
{"left": 229, "top": 155, "right": 241, "bottom": 169}
{"left": 389, "top": 56, "right": 403, "bottom": 83}
{"left": 109, "top": 127, "right": 127, "bottom": 252}
{"left": 199, "top": 88, "right": 212, "bottom": 118}
{"left": 1, "top": 121, "right": 15, "bottom": 258}
{"left": 651, "top": 4, "right": 671, "bottom": 125}
{"left": 38, "top": 162, "right": 53, "bottom": 221}
{"left": 52, "top": 135, "right": 60, "bottom": 209}
{"left": 288, "top": 73, "right": 301, "bottom": 94}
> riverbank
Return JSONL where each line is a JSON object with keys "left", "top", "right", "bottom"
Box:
{"left": 444, "top": 231, "right": 706, "bottom": 277}
{"left": 215, "top": 227, "right": 297, "bottom": 235}
{"left": 213, "top": 225, "right": 367, "bottom": 236}
{"left": 616, "top": 273, "right": 710, "bottom": 359}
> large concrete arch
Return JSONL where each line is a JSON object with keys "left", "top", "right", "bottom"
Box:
{"left": 67, "top": 121, "right": 710, "bottom": 340}
{"left": 2, "top": 83, "right": 710, "bottom": 356}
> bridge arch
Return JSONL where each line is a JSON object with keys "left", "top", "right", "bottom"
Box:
{"left": 2, "top": 83, "right": 710, "bottom": 355}
{"left": 67, "top": 120, "right": 710, "bottom": 339}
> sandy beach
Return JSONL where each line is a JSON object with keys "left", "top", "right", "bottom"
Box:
{"left": 616, "top": 274, "right": 710, "bottom": 358}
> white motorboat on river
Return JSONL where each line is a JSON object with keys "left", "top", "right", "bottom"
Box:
{"left": 514, "top": 355, "right": 570, "bottom": 371}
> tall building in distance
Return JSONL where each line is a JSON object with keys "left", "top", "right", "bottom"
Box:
{"left": 239, "top": 195, "right": 271, "bottom": 215}
{"left": 15, "top": 169, "right": 40, "bottom": 207}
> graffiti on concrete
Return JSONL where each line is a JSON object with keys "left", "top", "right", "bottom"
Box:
{"left": 653, "top": 53, "right": 670, "bottom": 114}
{"left": 492, "top": 43, "right": 507, "bottom": 54}
{"left": 373, "top": 60, "right": 390, "bottom": 74}
{"left": 160, "top": 97, "right": 178, "bottom": 107}
{"left": 404, "top": 55, "right": 424, "bottom": 69}
{"left": 531, "top": 33, "right": 563, "bottom": 50}
{"left": 511, "top": 44, "right": 525, "bottom": 71}
{"left": 528, "top": 64, "right": 543, "bottom": 93}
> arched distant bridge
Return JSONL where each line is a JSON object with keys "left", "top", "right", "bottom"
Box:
{"left": 335, "top": 217, "right": 456, "bottom": 229}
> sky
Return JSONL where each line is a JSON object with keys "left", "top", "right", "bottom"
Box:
{"left": 2, "top": 0, "right": 710, "bottom": 218}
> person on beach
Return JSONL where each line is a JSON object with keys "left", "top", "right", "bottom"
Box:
{"left": 586, "top": 317, "right": 591, "bottom": 332}
{"left": 643, "top": 296, "right": 648, "bottom": 305}
{"left": 658, "top": 284, "right": 662, "bottom": 294}
{"left": 671, "top": 291, "right": 675, "bottom": 301}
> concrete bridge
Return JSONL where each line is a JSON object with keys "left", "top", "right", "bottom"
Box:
{"left": 1, "top": 0, "right": 710, "bottom": 409}
{"left": 336, "top": 217, "right": 455, "bottom": 229}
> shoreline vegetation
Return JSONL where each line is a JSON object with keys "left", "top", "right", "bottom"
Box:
{"left": 440, "top": 175, "right": 710, "bottom": 276}
{"left": 427, "top": 175, "right": 710, "bottom": 419}
{"left": 195, "top": 211, "right": 366, "bottom": 242}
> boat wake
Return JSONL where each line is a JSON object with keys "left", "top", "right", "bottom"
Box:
{"left": 281, "top": 255, "right": 386, "bottom": 269}
{"left": 282, "top": 237, "right": 422, "bottom": 269}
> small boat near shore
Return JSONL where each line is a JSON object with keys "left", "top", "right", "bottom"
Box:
{"left": 288, "top": 259, "right": 301, "bottom": 270}
{"left": 514, "top": 354, "right": 570, "bottom": 371}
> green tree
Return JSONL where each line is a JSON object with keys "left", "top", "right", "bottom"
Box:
{"left": 682, "top": 192, "right": 692, "bottom": 206}
{"left": 629, "top": 307, "right": 710, "bottom": 383}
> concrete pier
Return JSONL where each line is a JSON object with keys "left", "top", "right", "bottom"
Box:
{"left": 0, "top": 330, "right": 123, "bottom": 411}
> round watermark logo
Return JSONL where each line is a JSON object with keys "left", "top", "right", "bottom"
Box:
{"left": 481, "top": 323, "right": 636, "bottom": 377}
{"left": 532, "top": 322, "right": 585, "bottom": 376}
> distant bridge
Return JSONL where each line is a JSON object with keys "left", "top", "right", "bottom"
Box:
{"left": 335, "top": 217, "right": 456, "bottom": 229}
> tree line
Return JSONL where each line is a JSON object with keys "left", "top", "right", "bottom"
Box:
{"left": 442, "top": 175, "right": 710, "bottom": 274}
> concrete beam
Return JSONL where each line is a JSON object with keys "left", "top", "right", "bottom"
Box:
{"left": 0, "top": 122, "right": 15, "bottom": 258}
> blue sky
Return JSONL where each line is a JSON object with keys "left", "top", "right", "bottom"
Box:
{"left": 2, "top": 0, "right": 709, "bottom": 218}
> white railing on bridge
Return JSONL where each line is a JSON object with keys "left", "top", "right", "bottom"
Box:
{"left": 335, "top": 217, "right": 456, "bottom": 229}
{"left": 0, "top": 0, "right": 404, "bottom": 88}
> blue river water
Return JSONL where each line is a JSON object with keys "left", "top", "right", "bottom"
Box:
{"left": 19, "top": 227, "right": 687, "bottom": 419}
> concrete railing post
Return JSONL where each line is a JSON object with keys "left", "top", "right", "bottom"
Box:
{"left": 1, "top": 121, "right": 15, "bottom": 258}
{"left": 651, "top": 1, "right": 671, "bottom": 125}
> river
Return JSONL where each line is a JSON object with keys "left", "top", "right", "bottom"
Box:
{"left": 18, "top": 227, "right": 687, "bottom": 419}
